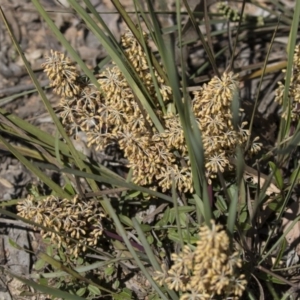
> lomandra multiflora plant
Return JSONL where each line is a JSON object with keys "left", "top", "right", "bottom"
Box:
{"left": 153, "top": 221, "right": 247, "bottom": 300}
{"left": 41, "top": 28, "right": 261, "bottom": 192}
{"left": 20, "top": 26, "right": 259, "bottom": 297}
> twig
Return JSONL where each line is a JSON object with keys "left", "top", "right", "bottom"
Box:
{"left": 0, "top": 79, "right": 49, "bottom": 99}
{"left": 0, "top": 218, "right": 33, "bottom": 227}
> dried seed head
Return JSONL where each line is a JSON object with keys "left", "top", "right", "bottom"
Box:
{"left": 42, "top": 50, "right": 80, "bottom": 97}
{"left": 17, "top": 194, "right": 104, "bottom": 257}
{"left": 154, "top": 220, "right": 247, "bottom": 299}
{"left": 193, "top": 72, "right": 261, "bottom": 181}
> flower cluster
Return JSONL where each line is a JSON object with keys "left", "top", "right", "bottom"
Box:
{"left": 42, "top": 28, "right": 260, "bottom": 191}
{"left": 42, "top": 49, "right": 103, "bottom": 138}
{"left": 42, "top": 31, "right": 192, "bottom": 193}
{"left": 154, "top": 221, "right": 247, "bottom": 299}
{"left": 42, "top": 50, "right": 81, "bottom": 98}
{"left": 193, "top": 72, "right": 261, "bottom": 182}
{"left": 17, "top": 194, "right": 104, "bottom": 257}
{"left": 275, "top": 45, "right": 300, "bottom": 121}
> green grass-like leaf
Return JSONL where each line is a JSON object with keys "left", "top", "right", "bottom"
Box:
{"left": 1, "top": 267, "right": 86, "bottom": 300}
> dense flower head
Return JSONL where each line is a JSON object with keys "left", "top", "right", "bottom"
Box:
{"left": 153, "top": 220, "right": 247, "bottom": 299}
{"left": 17, "top": 194, "right": 104, "bottom": 257}
{"left": 275, "top": 45, "right": 300, "bottom": 121}
{"left": 42, "top": 49, "right": 81, "bottom": 98}
{"left": 193, "top": 72, "right": 260, "bottom": 182}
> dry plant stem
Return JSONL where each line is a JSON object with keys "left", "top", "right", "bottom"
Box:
{"left": 0, "top": 218, "right": 34, "bottom": 227}
{"left": 241, "top": 61, "right": 287, "bottom": 81}
{"left": 0, "top": 79, "right": 49, "bottom": 98}
{"left": 192, "top": 61, "right": 287, "bottom": 86}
